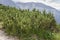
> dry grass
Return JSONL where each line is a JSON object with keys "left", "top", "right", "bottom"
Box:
{"left": 0, "top": 22, "right": 3, "bottom": 29}
{"left": 54, "top": 32, "right": 60, "bottom": 40}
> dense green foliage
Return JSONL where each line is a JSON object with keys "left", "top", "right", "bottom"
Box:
{"left": 0, "top": 4, "right": 57, "bottom": 40}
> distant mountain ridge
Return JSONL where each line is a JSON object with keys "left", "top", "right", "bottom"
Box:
{"left": 0, "top": 0, "right": 16, "bottom": 7}
{"left": 0, "top": 0, "right": 60, "bottom": 23}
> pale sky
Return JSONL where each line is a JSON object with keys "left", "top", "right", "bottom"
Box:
{"left": 12, "top": 0, "right": 60, "bottom": 10}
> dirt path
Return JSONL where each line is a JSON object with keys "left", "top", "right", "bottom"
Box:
{"left": 0, "top": 22, "right": 19, "bottom": 40}
{"left": 0, "top": 30, "right": 19, "bottom": 40}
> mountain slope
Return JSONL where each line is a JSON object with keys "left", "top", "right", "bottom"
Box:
{"left": 0, "top": 0, "right": 60, "bottom": 23}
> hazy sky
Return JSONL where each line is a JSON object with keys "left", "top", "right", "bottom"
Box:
{"left": 12, "top": 0, "right": 60, "bottom": 10}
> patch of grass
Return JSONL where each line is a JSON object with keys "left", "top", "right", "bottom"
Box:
{"left": 54, "top": 32, "right": 60, "bottom": 40}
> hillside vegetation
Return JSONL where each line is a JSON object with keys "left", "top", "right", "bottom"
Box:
{"left": 0, "top": 4, "right": 59, "bottom": 40}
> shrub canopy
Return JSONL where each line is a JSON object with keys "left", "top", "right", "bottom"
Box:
{"left": 0, "top": 5, "right": 57, "bottom": 40}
